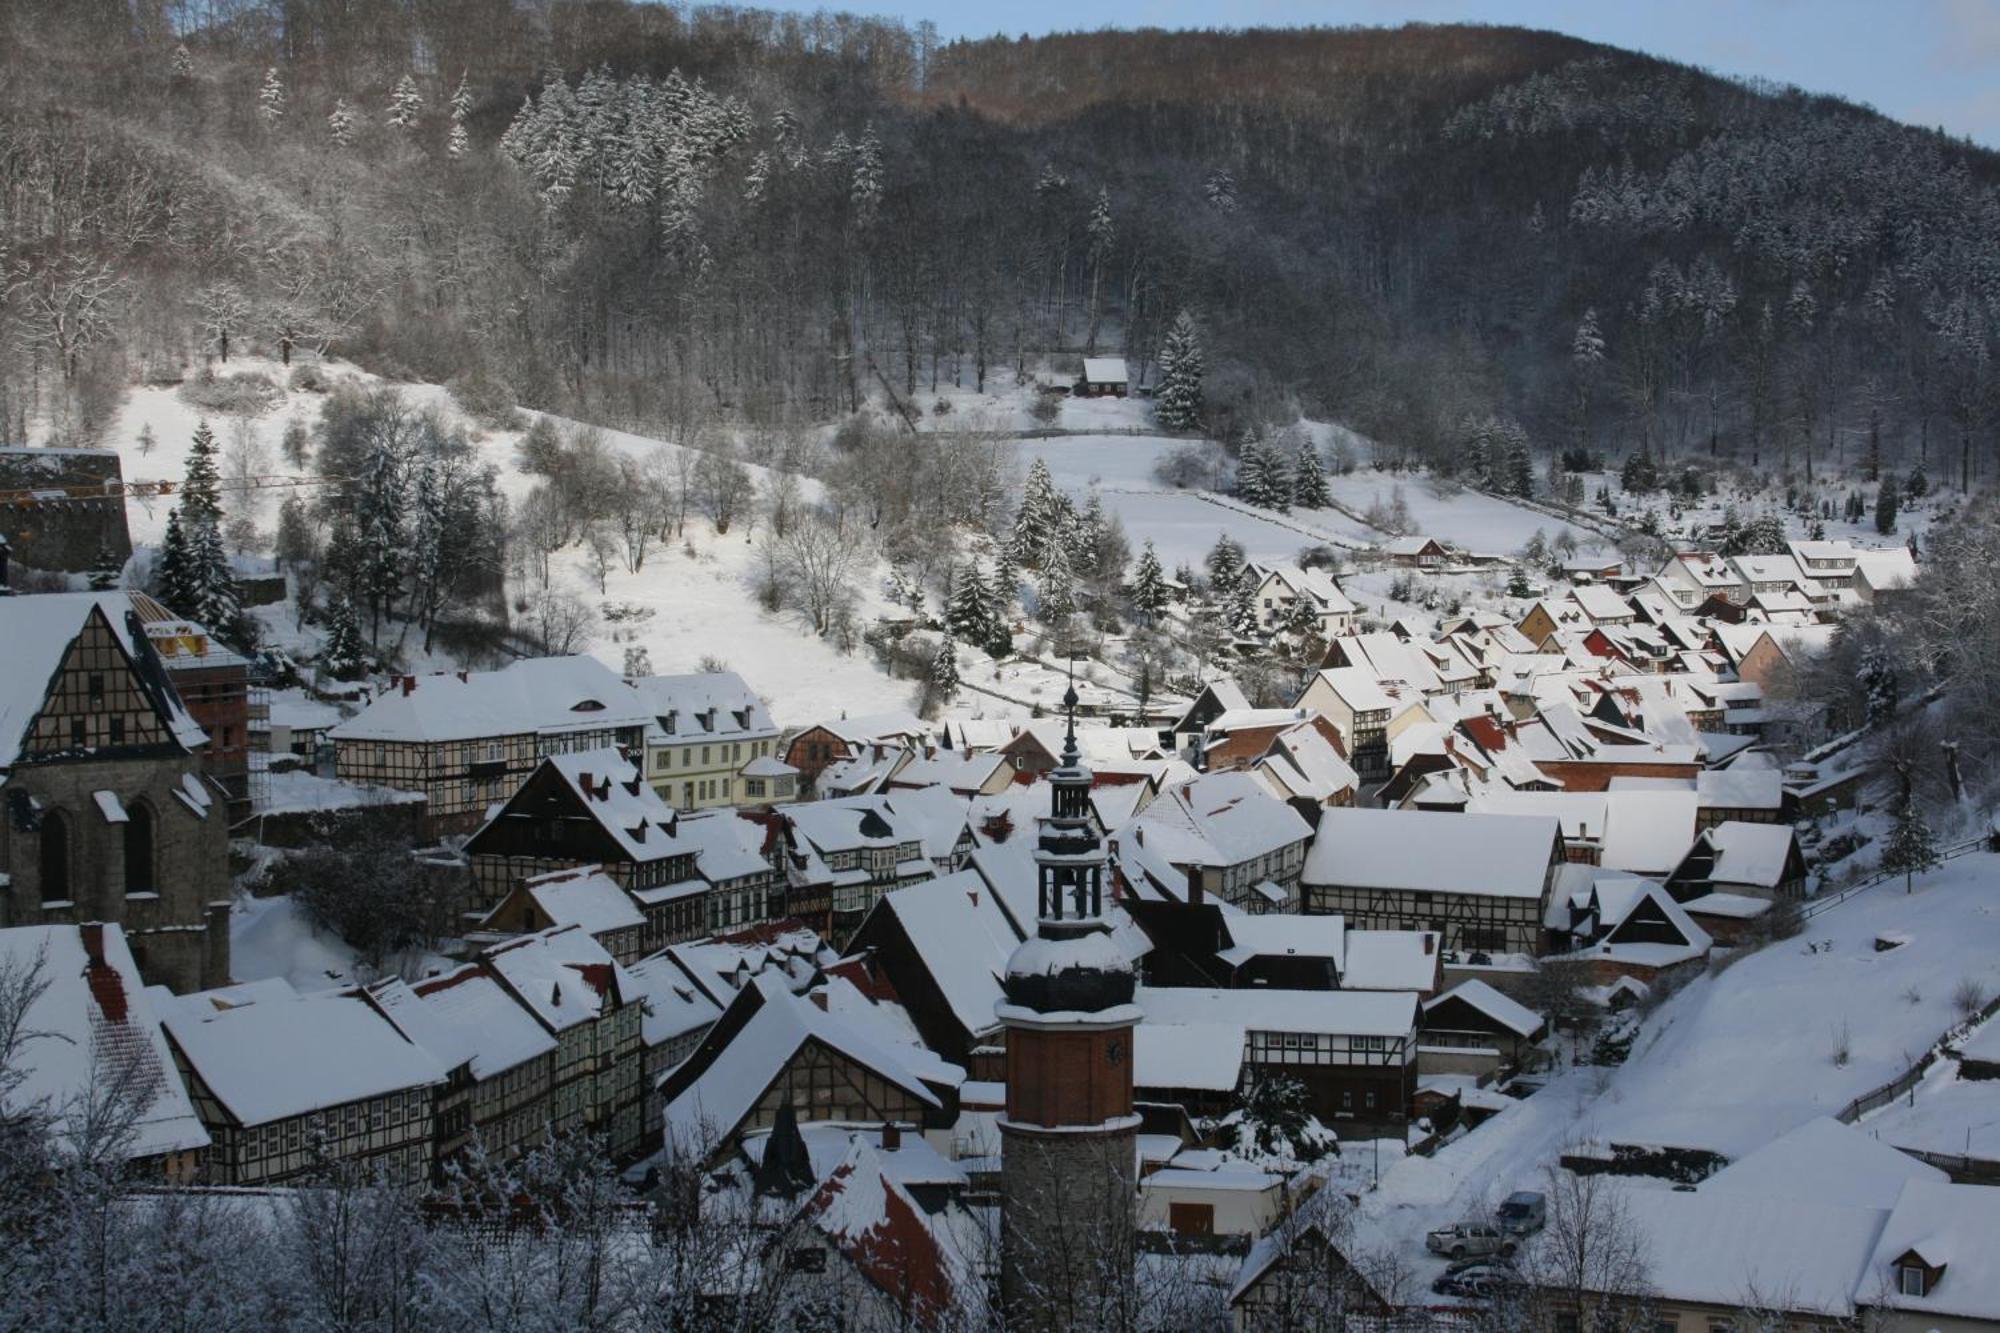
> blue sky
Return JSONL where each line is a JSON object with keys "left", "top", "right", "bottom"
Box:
{"left": 894, "top": 0, "right": 2000, "bottom": 148}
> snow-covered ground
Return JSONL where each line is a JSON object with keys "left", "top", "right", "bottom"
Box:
{"left": 101, "top": 358, "right": 919, "bottom": 729}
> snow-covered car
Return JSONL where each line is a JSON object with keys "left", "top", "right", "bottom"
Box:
{"left": 1424, "top": 1223, "right": 1517, "bottom": 1260}
{"left": 1496, "top": 1190, "right": 1546, "bottom": 1236}
{"left": 1431, "top": 1263, "right": 1524, "bottom": 1299}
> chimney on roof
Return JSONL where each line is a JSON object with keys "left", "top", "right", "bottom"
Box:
{"left": 579, "top": 772, "right": 594, "bottom": 795}
{"left": 550, "top": 982, "right": 562, "bottom": 1007}
{"left": 1424, "top": 934, "right": 1435, "bottom": 956}
{"left": 80, "top": 921, "right": 106, "bottom": 966}
{"left": 808, "top": 990, "right": 828, "bottom": 1012}
{"left": 881, "top": 1122, "right": 902, "bottom": 1151}
{"left": 402, "top": 675, "right": 416, "bottom": 696}
{"left": 1186, "top": 866, "right": 1204, "bottom": 907}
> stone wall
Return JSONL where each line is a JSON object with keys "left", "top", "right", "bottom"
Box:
{"left": 999, "top": 1125, "right": 1137, "bottom": 1332}
{"left": 0, "top": 752, "right": 230, "bottom": 993}
{"left": 0, "top": 448, "right": 132, "bottom": 573}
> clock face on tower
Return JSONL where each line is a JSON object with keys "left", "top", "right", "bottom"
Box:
{"left": 1106, "top": 1037, "right": 1125, "bottom": 1066}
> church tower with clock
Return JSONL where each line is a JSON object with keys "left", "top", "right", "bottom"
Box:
{"left": 996, "top": 681, "right": 1140, "bottom": 1331}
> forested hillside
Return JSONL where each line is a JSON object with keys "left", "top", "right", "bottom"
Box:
{"left": 3, "top": 2, "right": 1997, "bottom": 487}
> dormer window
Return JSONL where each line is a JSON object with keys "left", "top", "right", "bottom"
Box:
{"left": 1898, "top": 1264, "right": 1929, "bottom": 1297}
{"left": 1893, "top": 1247, "right": 1945, "bottom": 1298}
{"left": 662, "top": 711, "right": 677, "bottom": 735}
{"left": 571, "top": 699, "right": 604, "bottom": 712}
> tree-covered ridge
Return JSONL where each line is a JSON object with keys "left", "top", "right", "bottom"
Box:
{"left": 1, "top": 4, "right": 1994, "bottom": 491}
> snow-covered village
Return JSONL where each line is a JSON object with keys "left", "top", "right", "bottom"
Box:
{"left": 4, "top": 3, "right": 2000, "bottom": 1331}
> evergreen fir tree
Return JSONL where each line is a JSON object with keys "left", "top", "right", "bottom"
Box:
{"left": 447, "top": 73, "right": 472, "bottom": 158}
{"left": 154, "top": 507, "right": 194, "bottom": 613}
{"left": 1620, "top": 450, "right": 1660, "bottom": 494}
{"left": 388, "top": 75, "right": 425, "bottom": 131}
{"left": 1292, "top": 441, "right": 1331, "bottom": 509}
{"left": 322, "top": 593, "right": 368, "bottom": 681}
{"left": 1228, "top": 577, "right": 1262, "bottom": 639}
{"left": 1205, "top": 533, "right": 1245, "bottom": 599}
{"left": 183, "top": 419, "right": 223, "bottom": 524}
{"left": 327, "top": 98, "right": 359, "bottom": 148}
{"left": 1037, "top": 543, "right": 1076, "bottom": 622}
{"left": 1905, "top": 463, "right": 1930, "bottom": 499}
{"left": 1858, "top": 647, "right": 1900, "bottom": 728}
{"left": 87, "top": 542, "right": 122, "bottom": 591}
{"left": 947, "top": 561, "right": 995, "bottom": 646}
{"left": 257, "top": 68, "right": 286, "bottom": 129}
{"left": 1008, "top": 458, "right": 1060, "bottom": 568}
{"left": 1131, "top": 542, "right": 1170, "bottom": 621}
{"left": 1280, "top": 594, "right": 1322, "bottom": 644}
{"left": 929, "top": 634, "right": 960, "bottom": 701}
{"left": 187, "top": 517, "right": 241, "bottom": 632}
{"left": 1507, "top": 566, "right": 1534, "bottom": 598}
{"left": 1156, "top": 310, "right": 1205, "bottom": 431}
{"left": 171, "top": 43, "right": 193, "bottom": 81}
{"left": 1882, "top": 791, "right": 1939, "bottom": 894}
{"left": 1876, "top": 479, "right": 1901, "bottom": 535}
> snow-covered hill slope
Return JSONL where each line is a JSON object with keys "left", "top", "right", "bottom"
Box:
{"left": 103, "top": 358, "right": 919, "bottom": 728}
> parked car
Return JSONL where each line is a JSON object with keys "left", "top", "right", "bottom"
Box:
{"left": 1432, "top": 1263, "right": 1524, "bottom": 1299}
{"left": 1425, "top": 1223, "right": 1517, "bottom": 1260}
{"left": 1496, "top": 1190, "right": 1546, "bottom": 1236}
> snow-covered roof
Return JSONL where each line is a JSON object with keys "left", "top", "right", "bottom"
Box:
{"left": 1134, "top": 772, "right": 1312, "bottom": 869}
{"left": 1255, "top": 722, "right": 1359, "bottom": 804}
{"left": 869, "top": 871, "right": 1023, "bottom": 1040}
{"left": 520, "top": 748, "right": 691, "bottom": 864}
{"left": 1216, "top": 913, "right": 1344, "bottom": 968}
{"left": 622, "top": 952, "right": 725, "bottom": 1049}
{"left": 163, "top": 990, "right": 447, "bottom": 1126}
{"left": 1339, "top": 930, "right": 1441, "bottom": 991}
{"left": 1303, "top": 808, "right": 1559, "bottom": 899}
{"left": 1571, "top": 583, "right": 1634, "bottom": 622}
{"left": 811, "top": 710, "right": 929, "bottom": 746}
{"left": 1134, "top": 1022, "right": 1247, "bottom": 1091}
{"left": 1863, "top": 1180, "right": 2000, "bottom": 1320}
{"left": 522, "top": 865, "right": 646, "bottom": 936}
{"left": 665, "top": 974, "right": 951, "bottom": 1147}
{"left": 1695, "top": 767, "right": 1785, "bottom": 811}
{"left": 1081, "top": 356, "right": 1128, "bottom": 384}
{"left": 328, "top": 655, "right": 650, "bottom": 744}
{"left": 1138, "top": 986, "right": 1417, "bottom": 1039}
{"left": 1854, "top": 546, "right": 1917, "bottom": 592}
{"left": 1704, "top": 1117, "right": 1945, "bottom": 1208}
{"left": 629, "top": 670, "right": 776, "bottom": 743}
{"left": 1699, "top": 821, "right": 1799, "bottom": 888}
{"left": 1612, "top": 1188, "right": 1887, "bottom": 1318}
{"left": 1307, "top": 665, "right": 1395, "bottom": 713}
{"left": 1423, "top": 978, "right": 1541, "bottom": 1038}
{"left": 483, "top": 925, "right": 633, "bottom": 1035}
{"left": 0, "top": 592, "right": 208, "bottom": 772}
{"left": 0, "top": 923, "right": 209, "bottom": 1160}
{"left": 400, "top": 966, "right": 558, "bottom": 1079}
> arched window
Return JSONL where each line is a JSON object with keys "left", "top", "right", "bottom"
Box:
{"left": 39, "top": 810, "right": 70, "bottom": 904}
{"left": 123, "top": 802, "right": 156, "bottom": 894}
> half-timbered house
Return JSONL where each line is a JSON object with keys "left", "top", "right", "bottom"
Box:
{"left": 1302, "top": 808, "right": 1564, "bottom": 956}
{"left": 328, "top": 657, "right": 651, "bottom": 834}
{"left": 161, "top": 988, "right": 445, "bottom": 1186}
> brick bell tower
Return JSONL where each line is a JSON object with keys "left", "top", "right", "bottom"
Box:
{"left": 996, "top": 680, "right": 1140, "bottom": 1331}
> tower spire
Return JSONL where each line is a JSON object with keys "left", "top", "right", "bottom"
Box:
{"left": 1060, "top": 658, "right": 1080, "bottom": 771}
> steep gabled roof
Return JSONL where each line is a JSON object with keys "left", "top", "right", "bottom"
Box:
{"left": 0, "top": 594, "right": 206, "bottom": 772}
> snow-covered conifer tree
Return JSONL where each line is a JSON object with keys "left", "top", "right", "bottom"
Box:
{"left": 929, "top": 634, "right": 960, "bottom": 701}
{"left": 155, "top": 508, "right": 193, "bottom": 612}
{"left": 171, "top": 43, "right": 193, "bottom": 82}
{"left": 257, "top": 68, "right": 286, "bottom": 129}
{"left": 447, "top": 73, "right": 472, "bottom": 158}
{"left": 1008, "top": 458, "right": 1060, "bottom": 567}
{"left": 1882, "top": 791, "right": 1939, "bottom": 893}
{"left": 87, "top": 542, "right": 122, "bottom": 591}
{"left": 1131, "top": 542, "right": 1170, "bottom": 621}
{"left": 387, "top": 75, "right": 424, "bottom": 132}
{"left": 187, "top": 517, "right": 241, "bottom": 632}
{"left": 327, "top": 98, "right": 358, "bottom": 147}
{"left": 1292, "top": 441, "right": 1331, "bottom": 509}
{"left": 1205, "top": 532, "right": 1245, "bottom": 598}
{"left": 947, "top": 562, "right": 994, "bottom": 646}
{"left": 183, "top": 420, "right": 223, "bottom": 523}
{"left": 322, "top": 593, "right": 368, "bottom": 680}
{"left": 1156, "top": 310, "right": 1206, "bottom": 431}
{"left": 1037, "top": 542, "right": 1076, "bottom": 622}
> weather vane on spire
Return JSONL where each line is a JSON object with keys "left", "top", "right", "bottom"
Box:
{"left": 1061, "top": 657, "right": 1081, "bottom": 769}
